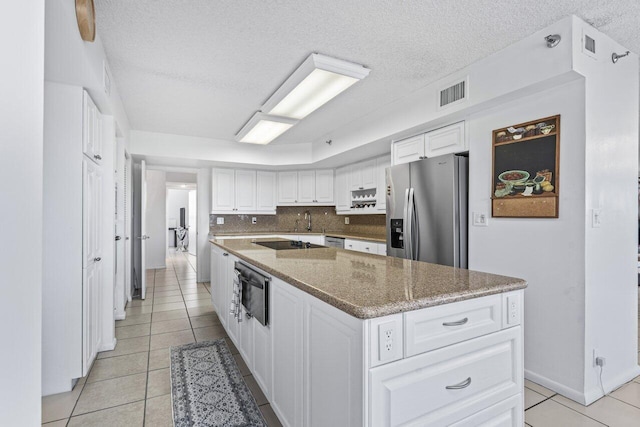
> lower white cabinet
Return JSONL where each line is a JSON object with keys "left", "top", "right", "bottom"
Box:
{"left": 253, "top": 316, "right": 272, "bottom": 401}
{"left": 82, "top": 261, "right": 102, "bottom": 376}
{"left": 450, "top": 394, "right": 523, "bottom": 427}
{"left": 345, "top": 238, "right": 385, "bottom": 255}
{"left": 369, "top": 327, "right": 522, "bottom": 426}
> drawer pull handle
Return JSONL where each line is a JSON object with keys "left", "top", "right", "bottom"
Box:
{"left": 446, "top": 377, "right": 472, "bottom": 390}
{"left": 443, "top": 317, "right": 468, "bottom": 327}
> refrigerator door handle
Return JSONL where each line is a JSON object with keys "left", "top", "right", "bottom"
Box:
{"left": 403, "top": 188, "right": 411, "bottom": 259}
{"left": 409, "top": 187, "right": 419, "bottom": 260}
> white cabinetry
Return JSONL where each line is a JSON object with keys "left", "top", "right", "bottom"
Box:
{"left": 43, "top": 83, "right": 115, "bottom": 395}
{"left": 392, "top": 121, "right": 466, "bottom": 165}
{"left": 376, "top": 155, "right": 390, "bottom": 212}
{"left": 351, "top": 159, "right": 377, "bottom": 191}
{"left": 256, "top": 171, "right": 277, "bottom": 212}
{"left": 277, "top": 171, "right": 298, "bottom": 204}
{"left": 279, "top": 169, "right": 334, "bottom": 205}
{"left": 335, "top": 166, "right": 351, "bottom": 212}
{"left": 344, "top": 238, "right": 385, "bottom": 255}
{"left": 212, "top": 168, "right": 274, "bottom": 214}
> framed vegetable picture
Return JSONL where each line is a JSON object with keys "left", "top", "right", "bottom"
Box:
{"left": 491, "top": 115, "right": 560, "bottom": 218}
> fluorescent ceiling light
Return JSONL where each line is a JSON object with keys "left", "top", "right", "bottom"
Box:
{"left": 263, "top": 53, "right": 370, "bottom": 120}
{"left": 235, "top": 113, "right": 298, "bottom": 145}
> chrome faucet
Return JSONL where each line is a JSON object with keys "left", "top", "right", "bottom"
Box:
{"left": 294, "top": 218, "right": 299, "bottom": 232}
{"left": 304, "top": 210, "right": 312, "bottom": 231}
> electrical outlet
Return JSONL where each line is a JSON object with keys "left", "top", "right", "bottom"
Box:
{"left": 378, "top": 322, "right": 395, "bottom": 362}
{"left": 596, "top": 356, "right": 606, "bottom": 367}
{"left": 593, "top": 349, "right": 599, "bottom": 367}
{"left": 507, "top": 295, "right": 520, "bottom": 325}
{"left": 345, "top": 217, "right": 350, "bottom": 225}
{"left": 251, "top": 217, "right": 257, "bottom": 224}
{"left": 216, "top": 217, "right": 224, "bottom": 225}
{"left": 473, "top": 212, "right": 488, "bottom": 227}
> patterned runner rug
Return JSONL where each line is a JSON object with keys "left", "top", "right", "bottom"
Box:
{"left": 171, "top": 339, "right": 266, "bottom": 426}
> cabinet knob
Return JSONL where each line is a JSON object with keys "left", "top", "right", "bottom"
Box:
{"left": 359, "top": 187, "right": 364, "bottom": 190}
{"left": 94, "top": 257, "right": 101, "bottom": 262}
{"left": 365, "top": 247, "right": 370, "bottom": 250}
{"left": 94, "top": 154, "right": 102, "bottom": 160}
{"left": 223, "top": 253, "right": 228, "bottom": 256}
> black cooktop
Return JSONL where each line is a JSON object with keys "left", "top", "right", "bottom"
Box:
{"left": 256, "top": 240, "right": 324, "bottom": 250}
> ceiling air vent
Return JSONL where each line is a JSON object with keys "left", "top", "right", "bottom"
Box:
{"left": 439, "top": 79, "right": 467, "bottom": 109}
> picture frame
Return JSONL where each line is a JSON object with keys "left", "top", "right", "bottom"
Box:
{"left": 491, "top": 115, "right": 560, "bottom": 218}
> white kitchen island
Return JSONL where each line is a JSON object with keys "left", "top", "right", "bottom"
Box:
{"left": 210, "top": 238, "right": 526, "bottom": 427}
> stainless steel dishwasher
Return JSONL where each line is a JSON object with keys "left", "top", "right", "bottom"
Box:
{"left": 234, "top": 262, "right": 269, "bottom": 326}
{"left": 324, "top": 236, "right": 345, "bottom": 249}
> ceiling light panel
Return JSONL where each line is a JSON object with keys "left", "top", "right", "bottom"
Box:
{"left": 235, "top": 113, "right": 298, "bottom": 145}
{"left": 263, "top": 53, "right": 370, "bottom": 120}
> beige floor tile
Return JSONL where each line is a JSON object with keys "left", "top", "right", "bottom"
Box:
{"left": 153, "top": 295, "right": 184, "bottom": 305}
{"left": 115, "top": 323, "right": 151, "bottom": 339}
{"left": 188, "top": 305, "right": 215, "bottom": 317}
{"left": 224, "top": 337, "right": 240, "bottom": 355}
{"left": 153, "top": 285, "right": 180, "bottom": 292}
{"left": 153, "top": 290, "right": 182, "bottom": 298}
{"left": 244, "top": 375, "right": 268, "bottom": 406}
{"left": 68, "top": 400, "right": 144, "bottom": 426}
{"left": 88, "top": 352, "right": 148, "bottom": 383}
{"left": 634, "top": 374, "right": 640, "bottom": 384}
{"left": 525, "top": 399, "right": 606, "bottom": 426}
{"left": 610, "top": 380, "right": 640, "bottom": 409}
{"left": 145, "top": 394, "right": 173, "bottom": 427}
{"left": 128, "top": 299, "right": 153, "bottom": 307}
{"left": 151, "top": 318, "right": 191, "bottom": 335}
{"left": 525, "top": 379, "right": 557, "bottom": 398}
{"left": 150, "top": 330, "right": 195, "bottom": 350}
{"left": 181, "top": 288, "right": 209, "bottom": 296}
{"left": 97, "top": 336, "right": 149, "bottom": 359}
{"left": 73, "top": 373, "right": 146, "bottom": 415}
{"left": 194, "top": 325, "right": 227, "bottom": 342}
{"left": 553, "top": 394, "right": 640, "bottom": 426}
{"left": 152, "top": 309, "right": 189, "bottom": 322}
{"left": 260, "top": 404, "right": 283, "bottom": 427}
{"left": 525, "top": 388, "right": 548, "bottom": 409}
{"left": 126, "top": 305, "right": 153, "bottom": 316}
{"left": 42, "top": 381, "right": 85, "bottom": 423}
{"left": 182, "top": 292, "right": 211, "bottom": 301}
{"left": 185, "top": 299, "right": 213, "bottom": 308}
{"left": 233, "top": 353, "right": 250, "bottom": 376}
{"left": 149, "top": 348, "right": 171, "bottom": 371}
{"left": 147, "top": 368, "right": 171, "bottom": 398}
{"left": 43, "top": 419, "right": 68, "bottom": 427}
{"left": 115, "top": 313, "right": 152, "bottom": 328}
{"left": 190, "top": 314, "right": 221, "bottom": 329}
{"left": 153, "top": 302, "right": 186, "bottom": 312}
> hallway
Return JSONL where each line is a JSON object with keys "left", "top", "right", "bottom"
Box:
{"left": 42, "top": 251, "right": 280, "bottom": 426}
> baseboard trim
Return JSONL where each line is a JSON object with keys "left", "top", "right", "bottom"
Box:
{"left": 525, "top": 369, "right": 587, "bottom": 404}
{"left": 99, "top": 337, "right": 117, "bottom": 352}
{"left": 147, "top": 263, "right": 166, "bottom": 270}
{"left": 114, "top": 310, "right": 126, "bottom": 320}
{"left": 584, "top": 365, "right": 640, "bottom": 405}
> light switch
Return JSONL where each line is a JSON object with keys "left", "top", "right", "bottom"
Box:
{"left": 216, "top": 217, "right": 224, "bottom": 225}
{"left": 473, "top": 212, "right": 488, "bottom": 227}
{"left": 592, "top": 209, "right": 602, "bottom": 228}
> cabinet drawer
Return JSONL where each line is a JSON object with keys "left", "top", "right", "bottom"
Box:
{"left": 369, "top": 327, "right": 521, "bottom": 427}
{"left": 405, "top": 294, "right": 502, "bottom": 357}
{"left": 450, "top": 394, "right": 523, "bottom": 427}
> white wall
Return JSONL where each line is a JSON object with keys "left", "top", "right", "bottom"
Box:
{"left": 188, "top": 190, "right": 197, "bottom": 255}
{"left": 167, "top": 189, "right": 190, "bottom": 247}
{"left": 0, "top": 1, "right": 44, "bottom": 424}
{"left": 146, "top": 170, "right": 167, "bottom": 268}
{"left": 468, "top": 79, "right": 588, "bottom": 398}
{"left": 197, "top": 168, "right": 212, "bottom": 282}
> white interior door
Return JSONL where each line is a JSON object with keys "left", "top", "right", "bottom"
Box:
{"left": 140, "top": 160, "right": 147, "bottom": 300}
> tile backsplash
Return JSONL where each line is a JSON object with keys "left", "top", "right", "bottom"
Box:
{"left": 210, "top": 206, "right": 385, "bottom": 237}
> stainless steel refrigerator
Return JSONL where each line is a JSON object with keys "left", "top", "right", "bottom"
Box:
{"left": 386, "top": 154, "right": 468, "bottom": 268}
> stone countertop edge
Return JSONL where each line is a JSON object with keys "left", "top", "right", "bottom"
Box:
{"left": 210, "top": 239, "right": 527, "bottom": 319}
{"left": 211, "top": 231, "right": 386, "bottom": 243}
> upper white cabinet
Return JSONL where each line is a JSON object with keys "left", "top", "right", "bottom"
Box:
{"left": 82, "top": 90, "right": 103, "bottom": 164}
{"left": 351, "top": 159, "right": 376, "bottom": 191}
{"left": 277, "top": 171, "right": 298, "bottom": 204}
{"left": 278, "top": 169, "right": 334, "bottom": 205}
{"left": 376, "top": 155, "right": 390, "bottom": 212}
{"left": 212, "top": 168, "right": 274, "bottom": 214}
{"left": 392, "top": 121, "right": 466, "bottom": 165}
{"left": 256, "top": 171, "right": 277, "bottom": 212}
{"left": 335, "top": 166, "right": 351, "bottom": 212}
{"left": 393, "top": 134, "right": 425, "bottom": 165}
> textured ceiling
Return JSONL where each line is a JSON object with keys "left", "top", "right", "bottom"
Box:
{"left": 95, "top": 0, "right": 639, "bottom": 145}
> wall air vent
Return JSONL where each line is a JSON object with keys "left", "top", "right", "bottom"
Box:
{"left": 440, "top": 80, "right": 465, "bottom": 107}
{"left": 585, "top": 35, "right": 596, "bottom": 54}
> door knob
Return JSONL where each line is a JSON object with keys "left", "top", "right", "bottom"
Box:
{"left": 94, "top": 154, "right": 102, "bottom": 160}
{"left": 115, "top": 236, "right": 122, "bottom": 241}
{"left": 94, "top": 257, "right": 102, "bottom": 262}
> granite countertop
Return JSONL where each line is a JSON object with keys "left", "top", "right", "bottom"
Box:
{"left": 211, "top": 231, "right": 386, "bottom": 243}
{"left": 211, "top": 238, "right": 527, "bottom": 319}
